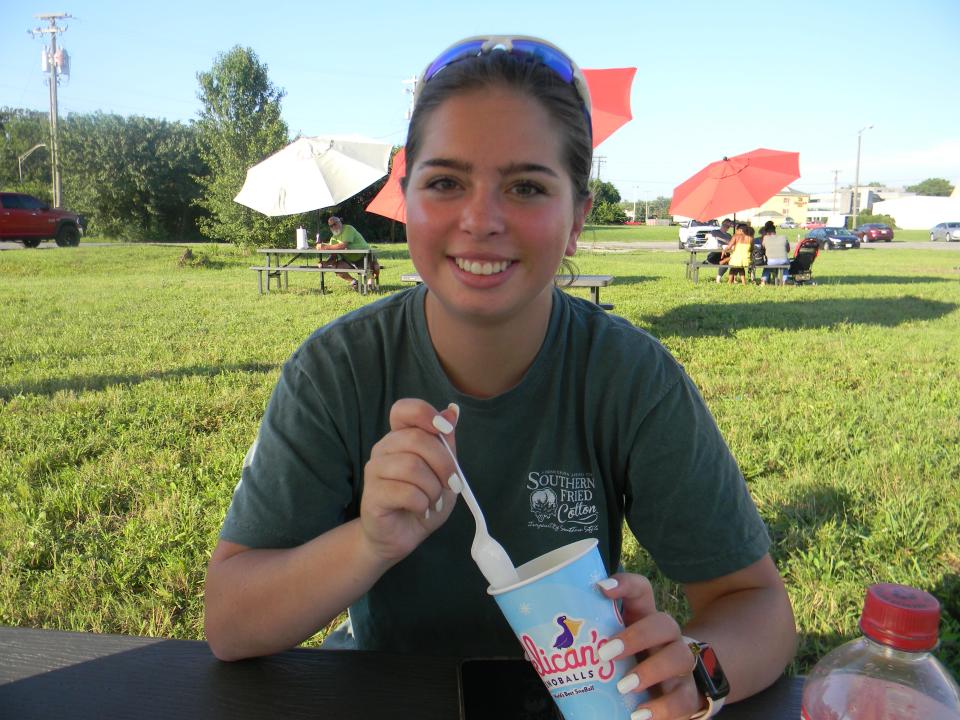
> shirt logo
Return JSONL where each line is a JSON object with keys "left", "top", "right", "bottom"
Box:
{"left": 526, "top": 470, "right": 599, "bottom": 533}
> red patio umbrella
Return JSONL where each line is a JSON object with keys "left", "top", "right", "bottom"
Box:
{"left": 668, "top": 148, "right": 801, "bottom": 221}
{"left": 366, "top": 67, "right": 637, "bottom": 224}
{"left": 581, "top": 67, "right": 635, "bottom": 147}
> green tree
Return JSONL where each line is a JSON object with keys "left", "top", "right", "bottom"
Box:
{"left": 589, "top": 202, "right": 628, "bottom": 225}
{"left": 586, "top": 179, "right": 624, "bottom": 224}
{"left": 0, "top": 108, "right": 52, "bottom": 201}
{"left": 906, "top": 178, "right": 954, "bottom": 196}
{"left": 853, "top": 212, "right": 897, "bottom": 228}
{"left": 195, "top": 46, "right": 297, "bottom": 246}
{"left": 588, "top": 179, "right": 621, "bottom": 206}
{"left": 59, "top": 113, "right": 207, "bottom": 239}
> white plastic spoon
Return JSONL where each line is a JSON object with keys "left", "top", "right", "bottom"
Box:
{"left": 437, "top": 434, "right": 519, "bottom": 589}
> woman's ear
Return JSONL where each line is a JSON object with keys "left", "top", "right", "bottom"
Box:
{"left": 566, "top": 194, "right": 593, "bottom": 257}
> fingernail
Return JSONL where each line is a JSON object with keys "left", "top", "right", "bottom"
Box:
{"left": 448, "top": 473, "right": 462, "bottom": 494}
{"left": 617, "top": 673, "right": 640, "bottom": 694}
{"left": 598, "top": 638, "right": 623, "bottom": 662}
{"left": 432, "top": 415, "right": 454, "bottom": 434}
{"left": 631, "top": 709, "right": 653, "bottom": 720}
{"left": 447, "top": 402, "right": 460, "bottom": 420}
{"left": 424, "top": 507, "right": 431, "bottom": 520}
{"left": 597, "top": 578, "right": 619, "bottom": 591}
{"left": 435, "top": 496, "right": 443, "bottom": 513}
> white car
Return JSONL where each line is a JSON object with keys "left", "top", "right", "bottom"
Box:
{"left": 678, "top": 219, "right": 721, "bottom": 249}
{"left": 930, "top": 222, "right": 960, "bottom": 242}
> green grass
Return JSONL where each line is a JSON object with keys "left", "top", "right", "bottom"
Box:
{"left": 1, "top": 242, "right": 958, "bottom": 677}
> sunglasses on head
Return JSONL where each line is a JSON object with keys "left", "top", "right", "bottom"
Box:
{"left": 415, "top": 35, "right": 592, "bottom": 123}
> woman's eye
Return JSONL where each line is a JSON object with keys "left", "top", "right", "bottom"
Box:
{"left": 511, "top": 181, "right": 545, "bottom": 197}
{"left": 425, "top": 177, "right": 460, "bottom": 192}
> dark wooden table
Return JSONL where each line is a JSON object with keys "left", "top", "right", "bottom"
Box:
{"left": 0, "top": 626, "right": 803, "bottom": 719}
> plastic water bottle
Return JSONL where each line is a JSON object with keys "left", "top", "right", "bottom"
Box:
{"left": 801, "top": 583, "right": 960, "bottom": 719}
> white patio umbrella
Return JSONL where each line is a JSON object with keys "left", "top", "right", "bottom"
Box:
{"left": 233, "top": 134, "right": 392, "bottom": 216}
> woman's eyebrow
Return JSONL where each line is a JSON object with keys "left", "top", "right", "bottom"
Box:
{"left": 416, "top": 158, "right": 559, "bottom": 179}
{"left": 499, "top": 162, "right": 559, "bottom": 178}
{"left": 418, "top": 158, "right": 472, "bottom": 173}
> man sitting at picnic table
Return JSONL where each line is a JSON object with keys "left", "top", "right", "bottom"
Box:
{"left": 316, "top": 216, "right": 378, "bottom": 291}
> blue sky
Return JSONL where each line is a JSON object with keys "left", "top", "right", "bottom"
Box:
{"left": 3, "top": 0, "right": 958, "bottom": 201}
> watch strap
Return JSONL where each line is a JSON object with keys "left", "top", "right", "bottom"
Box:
{"left": 682, "top": 635, "right": 727, "bottom": 718}
{"left": 688, "top": 695, "right": 725, "bottom": 719}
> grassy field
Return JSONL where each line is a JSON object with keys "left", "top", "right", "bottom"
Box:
{"left": 1, "top": 241, "right": 958, "bottom": 678}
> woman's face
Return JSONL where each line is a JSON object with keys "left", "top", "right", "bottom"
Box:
{"left": 404, "top": 86, "right": 590, "bottom": 325}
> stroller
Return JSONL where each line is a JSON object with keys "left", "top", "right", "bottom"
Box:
{"left": 788, "top": 238, "right": 819, "bottom": 285}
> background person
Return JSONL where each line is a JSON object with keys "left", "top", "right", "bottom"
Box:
{"left": 761, "top": 229, "right": 791, "bottom": 285}
{"left": 710, "top": 219, "right": 734, "bottom": 279}
{"left": 205, "top": 35, "right": 796, "bottom": 720}
{"left": 316, "top": 216, "right": 378, "bottom": 290}
{"left": 724, "top": 224, "right": 754, "bottom": 284}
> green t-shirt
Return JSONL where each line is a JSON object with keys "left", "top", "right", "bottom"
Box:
{"left": 332, "top": 224, "right": 369, "bottom": 263}
{"left": 220, "top": 285, "right": 769, "bottom": 658}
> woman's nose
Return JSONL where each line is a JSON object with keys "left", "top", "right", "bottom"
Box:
{"left": 459, "top": 187, "right": 506, "bottom": 238}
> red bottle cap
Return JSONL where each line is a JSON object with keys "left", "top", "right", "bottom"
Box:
{"left": 859, "top": 583, "right": 941, "bottom": 652}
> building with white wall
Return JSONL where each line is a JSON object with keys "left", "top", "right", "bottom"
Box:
{"left": 871, "top": 196, "right": 960, "bottom": 229}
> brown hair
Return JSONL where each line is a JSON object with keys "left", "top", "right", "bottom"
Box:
{"left": 402, "top": 50, "right": 592, "bottom": 202}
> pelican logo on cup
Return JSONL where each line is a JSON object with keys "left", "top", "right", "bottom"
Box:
{"left": 520, "top": 614, "right": 618, "bottom": 691}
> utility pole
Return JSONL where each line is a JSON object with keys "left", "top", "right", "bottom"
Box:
{"left": 852, "top": 125, "right": 873, "bottom": 230}
{"left": 592, "top": 155, "right": 606, "bottom": 181}
{"left": 832, "top": 170, "right": 840, "bottom": 213}
{"left": 29, "top": 13, "right": 72, "bottom": 208}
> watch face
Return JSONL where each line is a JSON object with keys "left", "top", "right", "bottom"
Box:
{"left": 692, "top": 643, "right": 730, "bottom": 700}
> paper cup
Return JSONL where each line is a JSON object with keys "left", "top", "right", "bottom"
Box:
{"left": 490, "top": 539, "right": 644, "bottom": 719}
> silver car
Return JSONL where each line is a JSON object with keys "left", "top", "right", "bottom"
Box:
{"left": 930, "top": 222, "right": 960, "bottom": 242}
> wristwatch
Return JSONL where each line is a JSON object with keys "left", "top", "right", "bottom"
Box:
{"left": 683, "top": 637, "right": 730, "bottom": 719}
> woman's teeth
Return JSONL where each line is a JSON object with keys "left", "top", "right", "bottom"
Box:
{"left": 455, "top": 258, "right": 512, "bottom": 276}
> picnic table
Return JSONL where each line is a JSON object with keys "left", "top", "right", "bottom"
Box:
{"left": 401, "top": 272, "right": 615, "bottom": 310}
{"left": 0, "top": 626, "right": 804, "bottom": 719}
{"left": 684, "top": 248, "right": 790, "bottom": 286}
{"left": 251, "top": 247, "right": 376, "bottom": 295}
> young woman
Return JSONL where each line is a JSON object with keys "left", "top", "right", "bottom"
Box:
{"left": 205, "top": 36, "right": 796, "bottom": 720}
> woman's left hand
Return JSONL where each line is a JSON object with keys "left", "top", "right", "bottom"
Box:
{"left": 597, "top": 573, "right": 705, "bottom": 720}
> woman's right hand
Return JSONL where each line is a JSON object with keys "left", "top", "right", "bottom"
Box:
{"left": 360, "top": 399, "right": 460, "bottom": 564}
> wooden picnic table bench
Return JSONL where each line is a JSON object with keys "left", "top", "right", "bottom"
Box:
{"left": 251, "top": 248, "right": 377, "bottom": 295}
{"left": 400, "top": 272, "right": 615, "bottom": 310}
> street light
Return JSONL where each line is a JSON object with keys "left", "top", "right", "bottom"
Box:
{"left": 852, "top": 124, "right": 873, "bottom": 229}
{"left": 18, "top": 143, "right": 47, "bottom": 182}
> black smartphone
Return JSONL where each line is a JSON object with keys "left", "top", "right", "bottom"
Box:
{"left": 458, "top": 658, "right": 564, "bottom": 720}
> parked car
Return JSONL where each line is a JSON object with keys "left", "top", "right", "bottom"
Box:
{"left": 780, "top": 218, "right": 798, "bottom": 229}
{"left": 0, "top": 191, "right": 84, "bottom": 247}
{"left": 930, "top": 222, "right": 960, "bottom": 242}
{"left": 803, "top": 221, "right": 825, "bottom": 229}
{"left": 805, "top": 227, "right": 861, "bottom": 250}
{"left": 854, "top": 222, "right": 894, "bottom": 242}
{"left": 678, "top": 219, "right": 721, "bottom": 249}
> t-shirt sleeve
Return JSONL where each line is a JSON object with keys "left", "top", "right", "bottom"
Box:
{"left": 622, "top": 369, "right": 770, "bottom": 583}
{"left": 219, "top": 351, "right": 358, "bottom": 548}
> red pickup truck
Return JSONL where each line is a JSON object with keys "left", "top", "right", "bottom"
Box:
{"left": 0, "top": 191, "right": 84, "bottom": 248}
